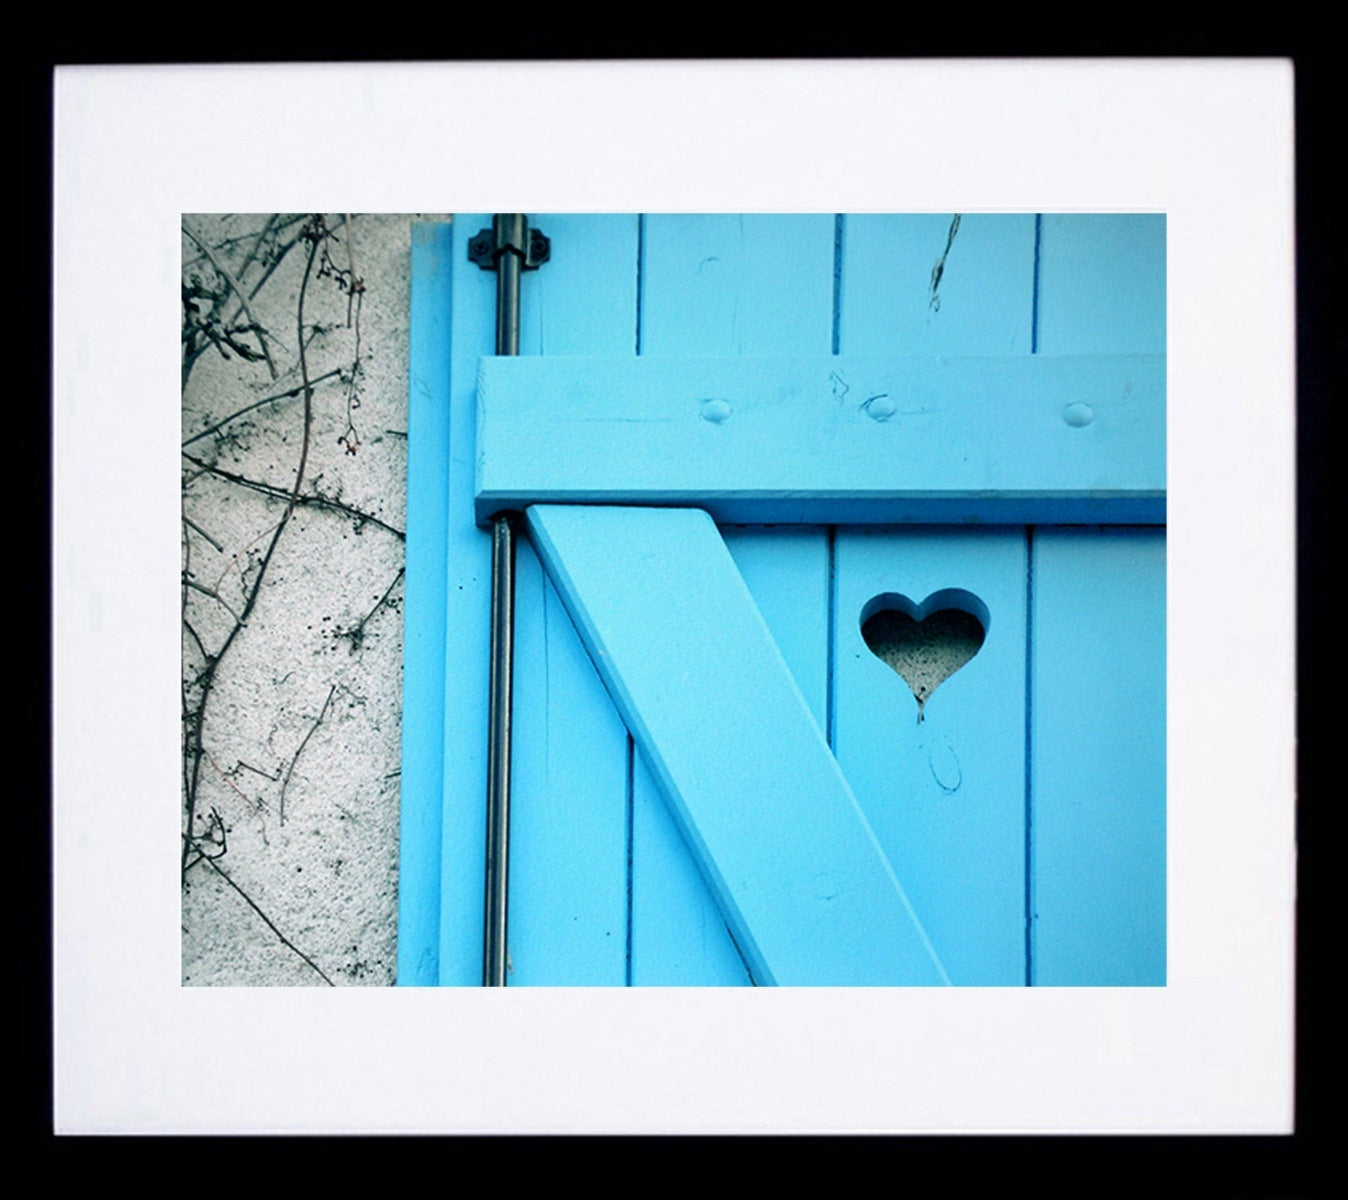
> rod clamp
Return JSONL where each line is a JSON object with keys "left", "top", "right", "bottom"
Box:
{"left": 469, "top": 217, "right": 551, "bottom": 271}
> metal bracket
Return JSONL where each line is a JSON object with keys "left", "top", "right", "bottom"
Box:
{"left": 469, "top": 217, "right": 551, "bottom": 271}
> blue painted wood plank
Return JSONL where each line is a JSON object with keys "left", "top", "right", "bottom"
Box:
{"left": 476, "top": 354, "right": 1166, "bottom": 524}
{"left": 1030, "top": 528, "right": 1166, "bottom": 985}
{"left": 840, "top": 214, "right": 1036, "bottom": 355}
{"left": 626, "top": 747, "right": 752, "bottom": 986}
{"left": 641, "top": 214, "right": 836, "bottom": 354}
{"left": 832, "top": 529, "right": 1028, "bottom": 984}
{"left": 505, "top": 213, "right": 639, "bottom": 985}
{"left": 629, "top": 214, "right": 836, "bottom": 984}
{"left": 397, "top": 221, "right": 454, "bottom": 986}
{"left": 436, "top": 215, "right": 640, "bottom": 985}
{"left": 721, "top": 528, "right": 830, "bottom": 729}
{"left": 1028, "top": 214, "right": 1166, "bottom": 985}
{"left": 832, "top": 215, "right": 1037, "bottom": 987}
{"left": 1036, "top": 215, "right": 1166, "bottom": 355}
{"left": 527, "top": 504, "right": 950, "bottom": 986}
{"left": 624, "top": 530, "right": 835, "bottom": 986}
{"left": 436, "top": 215, "right": 499, "bottom": 985}
{"left": 506, "top": 543, "right": 630, "bottom": 984}
{"left": 519, "top": 213, "right": 643, "bottom": 358}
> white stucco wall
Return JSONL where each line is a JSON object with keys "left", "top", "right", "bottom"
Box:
{"left": 181, "top": 213, "right": 449, "bottom": 985}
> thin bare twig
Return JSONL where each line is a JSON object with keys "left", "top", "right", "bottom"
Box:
{"left": 242, "top": 235, "right": 300, "bottom": 303}
{"left": 195, "top": 854, "right": 336, "bottom": 986}
{"left": 337, "top": 567, "right": 404, "bottom": 653}
{"left": 339, "top": 287, "right": 364, "bottom": 453}
{"left": 183, "top": 220, "right": 278, "bottom": 380}
{"left": 182, "top": 368, "right": 343, "bottom": 448}
{"left": 183, "top": 617, "right": 210, "bottom": 664}
{"left": 183, "top": 514, "right": 225, "bottom": 553}
{"left": 181, "top": 531, "right": 199, "bottom": 810}
{"left": 181, "top": 229, "right": 260, "bottom": 267}
{"left": 343, "top": 213, "right": 358, "bottom": 327}
{"left": 208, "top": 515, "right": 284, "bottom": 599}
{"left": 184, "top": 576, "right": 245, "bottom": 625}
{"left": 182, "top": 452, "right": 405, "bottom": 540}
{"left": 237, "top": 760, "right": 281, "bottom": 781}
{"left": 361, "top": 566, "right": 405, "bottom": 628}
{"left": 182, "top": 227, "right": 322, "bottom": 873}
{"left": 278, "top": 684, "right": 337, "bottom": 824}
{"left": 203, "top": 752, "right": 273, "bottom": 845}
{"left": 244, "top": 215, "right": 341, "bottom": 304}
{"left": 181, "top": 215, "right": 302, "bottom": 269}
{"left": 233, "top": 214, "right": 276, "bottom": 297}
{"left": 205, "top": 748, "right": 256, "bottom": 808}
{"left": 182, "top": 806, "right": 228, "bottom": 872}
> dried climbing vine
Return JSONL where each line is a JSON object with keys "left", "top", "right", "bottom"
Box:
{"left": 180, "top": 214, "right": 406, "bottom": 985}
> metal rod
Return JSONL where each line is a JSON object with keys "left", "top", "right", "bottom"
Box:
{"left": 483, "top": 213, "right": 527, "bottom": 986}
{"left": 483, "top": 511, "right": 515, "bottom": 986}
{"left": 494, "top": 213, "right": 524, "bottom": 357}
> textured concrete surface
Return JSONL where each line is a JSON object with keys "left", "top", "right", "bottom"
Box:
{"left": 861, "top": 606, "right": 987, "bottom": 717}
{"left": 181, "top": 214, "right": 449, "bottom": 986}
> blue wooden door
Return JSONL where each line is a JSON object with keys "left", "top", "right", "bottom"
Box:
{"left": 399, "top": 213, "right": 1165, "bottom": 987}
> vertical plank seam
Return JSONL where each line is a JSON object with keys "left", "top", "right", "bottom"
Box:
{"left": 828, "top": 215, "right": 842, "bottom": 750}
{"left": 1024, "top": 526, "right": 1036, "bottom": 986}
{"left": 541, "top": 565, "right": 550, "bottom": 787}
{"left": 1031, "top": 213, "right": 1043, "bottom": 355}
{"left": 1027, "top": 214, "right": 1042, "bottom": 982}
{"left": 831, "top": 214, "right": 844, "bottom": 355}
{"left": 625, "top": 735, "right": 635, "bottom": 987}
{"left": 635, "top": 214, "right": 646, "bottom": 356}
{"left": 826, "top": 526, "right": 838, "bottom": 749}
{"left": 627, "top": 213, "right": 643, "bottom": 985}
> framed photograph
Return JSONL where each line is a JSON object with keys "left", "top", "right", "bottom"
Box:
{"left": 53, "top": 60, "right": 1294, "bottom": 1136}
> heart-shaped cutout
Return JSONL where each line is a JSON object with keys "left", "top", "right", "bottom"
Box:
{"left": 860, "top": 590, "right": 989, "bottom": 719}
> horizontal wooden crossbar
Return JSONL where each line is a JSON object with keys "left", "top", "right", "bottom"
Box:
{"left": 476, "top": 355, "right": 1165, "bottom": 525}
